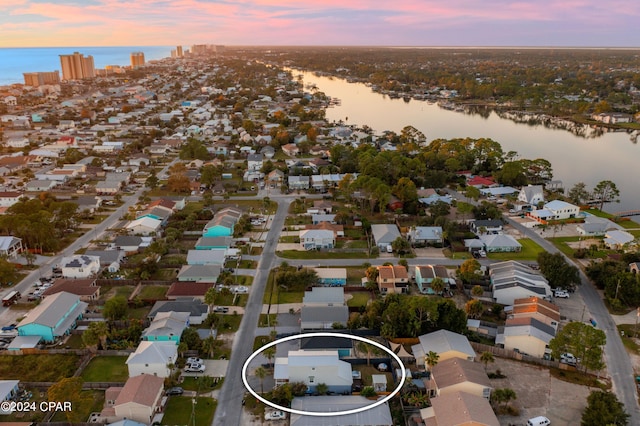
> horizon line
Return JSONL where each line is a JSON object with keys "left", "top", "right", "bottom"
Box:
{"left": 2, "top": 44, "right": 640, "bottom": 50}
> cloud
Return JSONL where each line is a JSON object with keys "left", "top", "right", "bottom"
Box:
{"left": 0, "top": 0, "right": 639, "bottom": 47}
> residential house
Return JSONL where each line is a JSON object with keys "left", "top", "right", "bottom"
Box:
{"left": 496, "top": 317, "right": 556, "bottom": 358}
{"left": 60, "top": 255, "right": 100, "bottom": 278}
{"left": 126, "top": 216, "right": 163, "bottom": 236}
{"left": 407, "top": 226, "right": 443, "bottom": 246}
{"left": 412, "top": 330, "right": 476, "bottom": 368}
{"left": 274, "top": 350, "right": 352, "bottom": 393}
{"left": 428, "top": 357, "right": 492, "bottom": 399}
{"left": 17, "top": 292, "right": 88, "bottom": 343}
{"left": 0, "top": 191, "right": 22, "bottom": 208}
{"left": 186, "top": 249, "right": 226, "bottom": 266}
{"left": 288, "top": 175, "right": 310, "bottom": 190}
{"left": 42, "top": 279, "right": 100, "bottom": 302}
{"left": 303, "top": 287, "right": 345, "bottom": 306}
{"left": 202, "top": 207, "right": 242, "bottom": 237}
{"left": 529, "top": 200, "right": 580, "bottom": 223}
{"left": 311, "top": 213, "right": 336, "bottom": 225}
{"left": 282, "top": 143, "right": 300, "bottom": 156}
{"left": 194, "top": 236, "right": 233, "bottom": 250}
{"left": 505, "top": 297, "right": 560, "bottom": 332}
{"left": 490, "top": 261, "right": 552, "bottom": 305}
{"left": 299, "top": 229, "right": 335, "bottom": 250}
{"left": 478, "top": 234, "right": 522, "bottom": 252}
{"left": 101, "top": 374, "right": 164, "bottom": 424}
{"left": 25, "top": 179, "right": 58, "bottom": 192}
{"left": 290, "top": 396, "right": 393, "bottom": 426}
{"left": 266, "top": 169, "right": 285, "bottom": 186}
{"left": 112, "top": 236, "right": 151, "bottom": 253}
{"left": 312, "top": 268, "right": 347, "bottom": 286}
{"left": 136, "top": 206, "right": 173, "bottom": 226}
{"left": 0, "top": 380, "right": 20, "bottom": 412}
{"left": 84, "top": 250, "right": 125, "bottom": 270}
{"left": 300, "top": 305, "right": 348, "bottom": 331}
{"left": 467, "top": 175, "right": 497, "bottom": 188}
{"left": 420, "top": 391, "right": 500, "bottom": 426}
{"left": 0, "top": 236, "right": 22, "bottom": 259}
{"left": 177, "top": 264, "right": 221, "bottom": 282}
{"left": 142, "top": 311, "right": 189, "bottom": 343}
{"left": 414, "top": 265, "right": 453, "bottom": 294}
{"left": 371, "top": 224, "right": 402, "bottom": 250}
{"left": 166, "top": 282, "right": 215, "bottom": 300}
{"left": 518, "top": 185, "right": 544, "bottom": 205}
{"left": 126, "top": 341, "right": 178, "bottom": 378}
{"left": 604, "top": 230, "right": 635, "bottom": 250}
{"left": 376, "top": 264, "right": 409, "bottom": 294}
{"left": 577, "top": 215, "right": 621, "bottom": 236}
{"left": 149, "top": 299, "right": 209, "bottom": 325}
{"left": 247, "top": 153, "right": 263, "bottom": 171}
{"left": 305, "top": 222, "right": 345, "bottom": 238}
{"left": 299, "top": 336, "right": 354, "bottom": 358}
{"left": 309, "top": 199, "right": 333, "bottom": 214}
{"left": 470, "top": 219, "right": 503, "bottom": 235}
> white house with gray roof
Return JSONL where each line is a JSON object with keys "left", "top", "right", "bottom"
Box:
{"left": 290, "top": 396, "right": 393, "bottom": 426}
{"left": 412, "top": 330, "right": 476, "bottom": 367}
{"left": 126, "top": 341, "right": 178, "bottom": 378}
{"left": 60, "top": 255, "right": 100, "bottom": 278}
{"left": 490, "top": 260, "right": 551, "bottom": 305}
{"left": 370, "top": 224, "right": 401, "bottom": 250}
{"left": 274, "top": 350, "right": 352, "bottom": 393}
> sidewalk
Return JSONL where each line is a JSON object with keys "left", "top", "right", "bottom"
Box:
{"left": 612, "top": 308, "right": 640, "bottom": 325}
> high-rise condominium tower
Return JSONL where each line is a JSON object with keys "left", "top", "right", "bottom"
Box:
{"left": 59, "top": 52, "right": 95, "bottom": 80}
{"left": 130, "top": 51, "right": 145, "bottom": 68}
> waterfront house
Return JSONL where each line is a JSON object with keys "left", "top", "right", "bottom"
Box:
{"left": 604, "top": 230, "right": 635, "bottom": 250}
{"left": 518, "top": 185, "right": 545, "bottom": 205}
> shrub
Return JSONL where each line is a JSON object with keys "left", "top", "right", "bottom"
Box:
{"left": 360, "top": 386, "right": 377, "bottom": 397}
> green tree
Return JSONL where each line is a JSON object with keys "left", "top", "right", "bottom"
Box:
{"left": 430, "top": 277, "right": 445, "bottom": 295}
{"left": 592, "top": 180, "right": 620, "bottom": 211}
{"left": 360, "top": 386, "right": 377, "bottom": 397}
{"left": 471, "top": 285, "right": 484, "bottom": 297}
{"left": 0, "top": 258, "right": 19, "bottom": 285}
{"left": 262, "top": 346, "right": 276, "bottom": 368}
{"left": 459, "top": 259, "right": 482, "bottom": 283}
{"left": 145, "top": 172, "right": 159, "bottom": 189}
{"left": 254, "top": 366, "right": 267, "bottom": 394}
{"left": 406, "top": 392, "right": 430, "bottom": 408}
{"left": 103, "top": 295, "right": 128, "bottom": 321}
{"left": 315, "top": 383, "right": 329, "bottom": 395}
{"left": 465, "top": 299, "right": 484, "bottom": 319}
{"left": 480, "top": 351, "right": 495, "bottom": 372}
{"left": 391, "top": 236, "right": 411, "bottom": 254}
{"left": 581, "top": 390, "right": 629, "bottom": 426}
{"left": 567, "top": 182, "right": 590, "bottom": 205}
{"left": 549, "top": 322, "right": 606, "bottom": 372}
{"left": 537, "top": 252, "right": 580, "bottom": 290}
{"left": 180, "top": 327, "right": 202, "bottom": 352}
{"left": 425, "top": 350, "right": 439, "bottom": 371}
{"left": 167, "top": 162, "right": 191, "bottom": 193}
{"left": 491, "top": 388, "right": 517, "bottom": 408}
{"left": 48, "top": 377, "right": 93, "bottom": 422}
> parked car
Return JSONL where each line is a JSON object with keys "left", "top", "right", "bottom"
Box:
{"left": 1, "top": 324, "right": 16, "bottom": 332}
{"left": 560, "top": 353, "right": 578, "bottom": 365}
{"left": 527, "top": 416, "right": 551, "bottom": 426}
{"left": 232, "top": 286, "right": 249, "bottom": 294}
{"left": 187, "top": 357, "right": 203, "bottom": 365}
{"left": 213, "top": 306, "right": 229, "bottom": 313}
{"left": 265, "top": 410, "right": 286, "bottom": 421}
{"left": 554, "top": 289, "right": 569, "bottom": 298}
{"left": 166, "top": 387, "right": 184, "bottom": 396}
{"left": 185, "top": 363, "right": 205, "bottom": 373}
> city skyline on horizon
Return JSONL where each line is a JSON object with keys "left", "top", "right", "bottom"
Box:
{"left": 2, "top": 1, "right": 640, "bottom": 48}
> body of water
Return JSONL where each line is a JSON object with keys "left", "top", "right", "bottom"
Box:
{"left": 0, "top": 46, "right": 171, "bottom": 86}
{"left": 296, "top": 70, "right": 640, "bottom": 214}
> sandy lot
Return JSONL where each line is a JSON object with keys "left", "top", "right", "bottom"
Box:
{"left": 490, "top": 358, "right": 591, "bottom": 426}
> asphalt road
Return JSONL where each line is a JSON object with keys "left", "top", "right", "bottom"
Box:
{"left": 212, "top": 198, "right": 292, "bottom": 426}
{"left": 0, "top": 158, "right": 179, "bottom": 323}
{"left": 505, "top": 217, "right": 640, "bottom": 424}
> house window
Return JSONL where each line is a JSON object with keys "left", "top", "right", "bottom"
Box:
{"left": 308, "top": 376, "right": 314, "bottom": 383}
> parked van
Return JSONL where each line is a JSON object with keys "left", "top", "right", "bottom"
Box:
{"left": 527, "top": 416, "right": 550, "bottom": 426}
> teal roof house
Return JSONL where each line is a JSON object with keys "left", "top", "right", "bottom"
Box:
{"left": 17, "top": 292, "right": 88, "bottom": 343}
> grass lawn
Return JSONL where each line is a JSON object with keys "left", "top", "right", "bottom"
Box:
{"left": 161, "top": 396, "right": 216, "bottom": 426}
{"left": 65, "top": 333, "right": 86, "bottom": 349}
{"left": 346, "top": 267, "right": 366, "bottom": 285}
{"left": 277, "top": 250, "right": 375, "bottom": 260}
{"left": 51, "top": 390, "right": 104, "bottom": 423}
{"left": 345, "top": 240, "right": 369, "bottom": 249}
{"left": 550, "top": 367, "right": 609, "bottom": 390}
{"left": 487, "top": 238, "right": 544, "bottom": 261}
{"left": 262, "top": 272, "right": 304, "bottom": 304}
{"left": 617, "top": 324, "right": 640, "bottom": 355}
{"left": 548, "top": 236, "right": 581, "bottom": 257}
{"left": 239, "top": 259, "right": 258, "bottom": 269}
{"left": 137, "top": 285, "right": 168, "bottom": 300}
{"left": 180, "top": 376, "right": 225, "bottom": 392}
{"left": 583, "top": 209, "right": 640, "bottom": 229}
{"left": 81, "top": 356, "right": 128, "bottom": 382}
{"left": 258, "top": 314, "right": 278, "bottom": 328}
{"left": 216, "top": 313, "right": 243, "bottom": 334}
{"left": 347, "top": 292, "right": 372, "bottom": 308}
{"left": 0, "top": 355, "right": 79, "bottom": 381}
{"left": 129, "top": 306, "right": 152, "bottom": 320}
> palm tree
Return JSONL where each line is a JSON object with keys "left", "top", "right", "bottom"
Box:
{"left": 315, "top": 383, "right": 329, "bottom": 395}
{"left": 263, "top": 346, "right": 276, "bottom": 368}
{"left": 425, "top": 351, "right": 439, "bottom": 372}
{"left": 177, "top": 342, "right": 188, "bottom": 359}
{"left": 480, "top": 351, "right": 495, "bottom": 372}
{"left": 430, "top": 277, "right": 445, "bottom": 295}
{"left": 406, "top": 392, "right": 430, "bottom": 408}
{"left": 254, "top": 366, "right": 267, "bottom": 395}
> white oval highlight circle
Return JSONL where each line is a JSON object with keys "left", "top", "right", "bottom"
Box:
{"left": 241, "top": 331, "right": 407, "bottom": 417}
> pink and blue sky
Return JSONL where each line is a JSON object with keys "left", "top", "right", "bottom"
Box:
{"left": 2, "top": 0, "right": 639, "bottom": 48}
